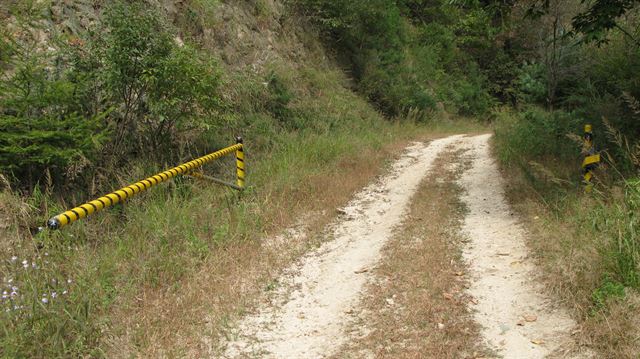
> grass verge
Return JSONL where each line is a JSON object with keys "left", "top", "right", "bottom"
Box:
{"left": 493, "top": 109, "right": 640, "bottom": 358}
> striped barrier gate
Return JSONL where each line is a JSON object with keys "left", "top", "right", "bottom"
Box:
{"left": 47, "top": 138, "right": 245, "bottom": 230}
{"left": 582, "top": 124, "right": 600, "bottom": 193}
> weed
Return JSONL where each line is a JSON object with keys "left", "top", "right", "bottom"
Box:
{"left": 495, "top": 107, "right": 640, "bottom": 356}
{"left": 592, "top": 277, "right": 626, "bottom": 311}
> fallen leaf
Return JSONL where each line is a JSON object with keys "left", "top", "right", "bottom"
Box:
{"left": 470, "top": 298, "right": 479, "bottom": 305}
{"left": 531, "top": 339, "right": 545, "bottom": 345}
{"left": 354, "top": 268, "right": 369, "bottom": 274}
{"left": 443, "top": 293, "right": 454, "bottom": 300}
{"left": 454, "top": 271, "right": 464, "bottom": 276}
{"left": 524, "top": 314, "right": 537, "bottom": 322}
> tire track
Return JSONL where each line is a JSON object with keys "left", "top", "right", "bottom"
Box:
{"left": 221, "top": 135, "right": 464, "bottom": 358}
{"left": 457, "top": 134, "right": 585, "bottom": 358}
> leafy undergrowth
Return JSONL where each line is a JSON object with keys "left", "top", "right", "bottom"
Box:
{"left": 494, "top": 109, "right": 640, "bottom": 358}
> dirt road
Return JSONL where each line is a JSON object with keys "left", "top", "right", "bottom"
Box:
{"left": 220, "top": 134, "right": 582, "bottom": 358}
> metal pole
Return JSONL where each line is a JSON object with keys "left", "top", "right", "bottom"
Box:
{"left": 582, "top": 124, "right": 600, "bottom": 193}
{"left": 236, "top": 137, "right": 245, "bottom": 190}
{"left": 47, "top": 143, "right": 243, "bottom": 230}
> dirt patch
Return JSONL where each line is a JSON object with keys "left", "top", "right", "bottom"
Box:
{"left": 220, "top": 136, "right": 464, "bottom": 358}
{"left": 333, "top": 146, "right": 488, "bottom": 358}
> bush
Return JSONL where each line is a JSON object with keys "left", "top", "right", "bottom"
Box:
{"left": 0, "top": 20, "right": 108, "bottom": 186}
{"left": 97, "top": 1, "right": 223, "bottom": 155}
{"left": 0, "top": 0, "right": 224, "bottom": 190}
{"left": 494, "top": 107, "right": 582, "bottom": 168}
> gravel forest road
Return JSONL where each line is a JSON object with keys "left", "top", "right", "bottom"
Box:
{"left": 220, "top": 134, "right": 582, "bottom": 359}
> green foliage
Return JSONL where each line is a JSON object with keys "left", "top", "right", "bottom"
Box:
{"left": 0, "top": 113, "right": 107, "bottom": 183}
{"left": 493, "top": 107, "right": 581, "bottom": 168}
{"left": 295, "top": 0, "right": 500, "bottom": 118}
{"left": 0, "top": 0, "right": 224, "bottom": 189}
{"left": 572, "top": 0, "right": 640, "bottom": 44}
{"left": 0, "top": 15, "right": 108, "bottom": 186}
{"left": 515, "top": 62, "right": 547, "bottom": 104}
{"left": 265, "top": 72, "right": 295, "bottom": 125}
{"left": 97, "top": 1, "right": 224, "bottom": 154}
{"left": 591, "top": 277, "right": 626, "bottom": 310}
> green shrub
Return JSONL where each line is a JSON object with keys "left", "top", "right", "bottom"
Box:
{"left": 591, "top": 277, "right": 626, "bottom": 310}
{"left": 515, "top": 61, "right": 547, "bottom": 105}
{"left": 0, "top": 22, "right": 109, "bottom": 186}
{"left": 494, "top": 107, "right": 582, "bottom": 168}
{"left": 265, "top": 72, "right": 295, "bottom": 126}
{"left": 0, "top": 0, "right": 225, "bottom": 190}
{"left": 97, "top": 1, "right": 224, "bottom": 154}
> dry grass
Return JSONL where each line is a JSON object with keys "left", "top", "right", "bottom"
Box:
{"left": 105, "top": 130, "right": 475, "bottom": 357}
{"left": 332, "top": 149, "right": 487, "bottom": 358}
{"left": 498, "top": 155, "right": 640, "bottom": 358}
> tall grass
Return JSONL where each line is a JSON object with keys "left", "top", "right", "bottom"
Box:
{"left": 493, "top": 107, "right": 640, "bottom": 357}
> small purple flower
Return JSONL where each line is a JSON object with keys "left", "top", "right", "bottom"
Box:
{"left": 51, "top": 292, "right": 57, "bottom": 299}
{"left": 41, "top": 298, "right": 48, "bottom": 304}
{"left": 10, "top": 256, "right": 17, "bottom": 262}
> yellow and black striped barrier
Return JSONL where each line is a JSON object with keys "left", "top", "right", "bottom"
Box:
{"left": 236, "top": 137, "right": 245, "bottom": 189}
{"left": 582, "top": 124, "right": 600, "bottom": 193}
{"left": 47, "top": 138, "right": 245, "bottom": 230}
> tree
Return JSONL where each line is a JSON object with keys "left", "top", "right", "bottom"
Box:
{"left": 527, "top": 0, "right": 640, "bottom": 44}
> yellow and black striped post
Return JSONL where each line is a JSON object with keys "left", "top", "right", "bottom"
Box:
{"left": 582, "top": 124, "right": 600, "bottom": 193}
{"left": 236, "top": 137, "right": 245, "bottom": 190}
{"left": 47, "top": 142, "right": 243, "bottom": 230}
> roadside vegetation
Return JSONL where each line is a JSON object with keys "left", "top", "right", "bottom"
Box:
{"left": 491, "top": 1, "right": 640, "bottom": 356}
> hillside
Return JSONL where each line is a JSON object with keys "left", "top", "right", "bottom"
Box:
{"left": 1, "top": 0, "right": 640, "bottom": 357}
